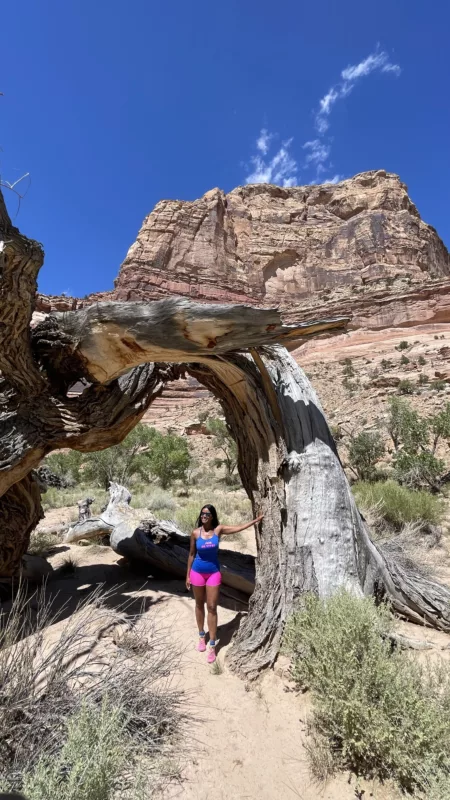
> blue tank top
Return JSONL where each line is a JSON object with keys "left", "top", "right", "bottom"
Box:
{"left": 192, "top": 531, "right": 220, "bottom": 574}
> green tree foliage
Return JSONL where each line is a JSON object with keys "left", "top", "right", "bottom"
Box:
{"left": 83, "top": 424, "right": 159, "bottom": 489}
{"left": 145, "top": 429, "right": 191, "bottom": 489}
{"left": 347, "top": 431, "right": 385, "bottom": 481}
{"left": 387, "top": 398, "right": 450, "bottom": 490}
{"left": 205, "top": 417, "right": 238, "bottom": 483}
{"left": 44, "top": 451, "right": 83, "bottom": 485}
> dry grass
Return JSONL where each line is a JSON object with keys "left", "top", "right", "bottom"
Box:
{"left": 0, "top": 584, "right": 186, "bottom": 797}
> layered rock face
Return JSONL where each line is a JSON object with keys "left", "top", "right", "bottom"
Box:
{"left": 36, "top": 170, "right": 449, "bottom": 331}
{"left": 109, "top": 170, "right": 449, "bottom": 329}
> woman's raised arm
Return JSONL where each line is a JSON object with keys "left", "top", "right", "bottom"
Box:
{"left": 217, "top": 514, "right": 264, "bottom": 536}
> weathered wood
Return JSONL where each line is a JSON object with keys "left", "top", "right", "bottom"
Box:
{"left": 32, "top": 300, "right": 349, "bottom": 384}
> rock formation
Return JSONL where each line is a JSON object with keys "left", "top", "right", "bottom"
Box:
{"left": 36, "top": 170, "right": 450, "bottom": 333}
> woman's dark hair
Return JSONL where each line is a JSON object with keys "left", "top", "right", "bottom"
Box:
{"left": 196, "top": 503, "right": 219, "bottom": 528}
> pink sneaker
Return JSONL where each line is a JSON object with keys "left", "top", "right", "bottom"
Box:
{"left": 197, "top": 636, "right": 206, "bottom": 652}
{"left": 207, "top": 645, "right": 216, "bottom": 664}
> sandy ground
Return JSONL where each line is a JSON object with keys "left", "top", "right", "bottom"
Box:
{"left": 31, "top": 539, "right": 429, "bottom": 800}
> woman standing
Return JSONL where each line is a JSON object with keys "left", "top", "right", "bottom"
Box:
{"left": 186, "top": 503, "right": 263, "bottom": 663}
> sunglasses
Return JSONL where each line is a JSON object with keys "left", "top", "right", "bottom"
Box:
{"left": 200, "top": 512, "right": 212, "bottom": 518}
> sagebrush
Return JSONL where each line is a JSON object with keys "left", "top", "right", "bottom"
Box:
{"left": 284, "top": 592, "right": 450, "bottom": 795}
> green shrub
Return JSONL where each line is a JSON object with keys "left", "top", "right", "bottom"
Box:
{"left": 380, "top": 359, "right": 392, "bottom": 369}
{"left": 397, "top": 340, "right": 409, "bottom": 350}
{"left": 418, "top": 373, "right": 429, "bottom": 385}
{"left": 398, "top": 379, "right": 414, "bottom": 395}
{"left": 353, "top": 480, "right": 444, "bottom": 527}
{"left": 431, "top": 379, "right": 447, "bottom": 391}
{"left": 131, "top": 488, "right": 176, "bottom": 514}
{"left": 21, "top": 700, "right": 127, "bottom": 800}
{"left": 418, "top": 355, "right": 426, "bottom": 366}
{"left": 395, "top": 450, "right": 445, "bottom": 490}
{"left": 175, "top": 502, "right": 200, "bottom": 534}
{"left": 400, "top": 354, "right": 410, "bottom": 365}
{"left": 348, "top": 431, "right": 385, "bottom": 481}
{"left": 284, "top": 592, "right": 450, "bottom": 793}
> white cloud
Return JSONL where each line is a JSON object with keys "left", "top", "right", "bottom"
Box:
{"left": 341, "top": 51, "right": 401, "bottom": 82}
{"left": 303, "top": 139, "right": 331, "bottom": 166}
{"left": 244, "top": 48, "right": 400, "bottom": 189}
{"left": 316, "top": 48, "right": 401, "bottom": 133}
{"left": 256, "top": 128, "right": 272, "bottom": 155}
{"left": 246, "top": 130, "right": 297, "bottom": 187}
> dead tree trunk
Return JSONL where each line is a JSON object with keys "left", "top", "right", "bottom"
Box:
{"left": 2, "top": 186, "right": 450, "bottom": 678}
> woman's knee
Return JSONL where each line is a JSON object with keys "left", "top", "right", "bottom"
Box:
{"left": 195, "top": 599, "right": 204, "bottom": 610}
{"left": 207, "top": 602, "right": 217, "bottom": 614}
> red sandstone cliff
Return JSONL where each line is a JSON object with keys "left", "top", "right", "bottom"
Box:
{"left": 36, "top": 170, "right": 449, "bottom": 332}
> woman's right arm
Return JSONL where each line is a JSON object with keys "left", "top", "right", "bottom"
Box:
{"left": 186, "top": 532, "right": 196, "bottom": 590}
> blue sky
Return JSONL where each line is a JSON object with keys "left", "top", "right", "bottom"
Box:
{"left": 2, "top": 0, "right": 449, "bottom": 296}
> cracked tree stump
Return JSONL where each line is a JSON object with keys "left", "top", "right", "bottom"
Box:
{"left": 2, "top": 185, "right": 450, "bottom": 678}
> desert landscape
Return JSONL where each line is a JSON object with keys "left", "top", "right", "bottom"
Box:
{"left": 1, "top": 167, "right": 450, "bottom": 798}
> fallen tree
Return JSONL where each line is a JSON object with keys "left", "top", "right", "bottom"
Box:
{"left": 64, "top": 483, "right": 255, "bottom": 606}
{"left": 2, "top": 187, "right": 450, "bottom": 678}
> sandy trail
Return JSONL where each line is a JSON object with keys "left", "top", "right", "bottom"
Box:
{"left": 39, "top": 543, "right": 406, "bottom": 800}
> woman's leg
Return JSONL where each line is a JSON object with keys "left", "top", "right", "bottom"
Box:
{"left": 192, "top": 584, "right": 206, "bottom": 634}
{"left": 205, "top": 582, "right": 220, "bottom": 644}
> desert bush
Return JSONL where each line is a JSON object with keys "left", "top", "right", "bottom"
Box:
{"left": 380, "top": 358, "right": 392, "bottom": 369}
{"left": 418, "top": 355, "right": 426, "bottom": 366}
{"left": 284, "top": 592, "right": 450, "bottom": 794}
{"left": 352, "top": 480, "right": 444, "bottom": 528}
{"left": 330, "top": 424, "right": 343, "bottom": 441}
{"left": 400, "top": 354, "right": 410, "bottom": 365}
{"left": 21, "top": 700, "right": 128, "bottom": 800}
{"left": 395, "top": 450, "right": 445, "bottom": 490}
{"left": 347, "top": 431, "right": 385, "bottom": 481}
{"left": 131, "top": 488, "right": 176, "bottom": 514}
{"left": 397, "top": 340, "right": 409, "bottom": 350}
{"left": 431, "top": 379, "right": 447, "bottom": 391}
{"left": 418, "top": 373, "right": 429, "bottom": 385}
{"left": 0, "top": 585, "right": 185, "bottom": 796}
{"left": 27, "top": 529, "right": 58, "bottom": 557}
{"left": 398, "top": 379, "right": 414, "bottom": 395}
{"left": 342, "top": 360, "right": 355, "bottom": 378}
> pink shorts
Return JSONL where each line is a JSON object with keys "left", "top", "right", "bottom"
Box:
{"left": 190, "top": 569, "right": 222, "bottom": 587}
